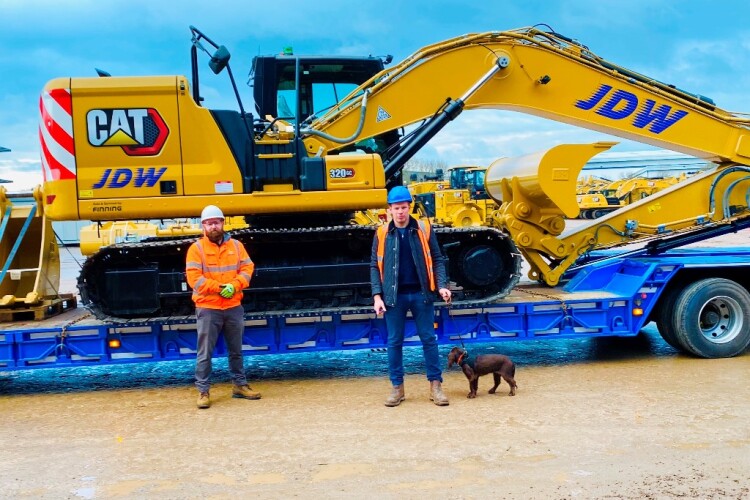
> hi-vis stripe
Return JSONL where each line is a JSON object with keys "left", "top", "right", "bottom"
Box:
{"left": 39, "top": 87, "right": 76, "bottom": 182}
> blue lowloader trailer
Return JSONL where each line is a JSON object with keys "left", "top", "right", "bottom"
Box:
{"left": 3, "top": 237, "right": 750, "bottom": 370}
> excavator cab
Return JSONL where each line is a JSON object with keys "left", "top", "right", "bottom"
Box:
{"left": 248, "top": 54, "right": 402, "bottom": 168}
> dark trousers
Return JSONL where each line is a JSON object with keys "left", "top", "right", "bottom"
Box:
{"left": 384, "top": 291, "right": 443, "bottom": 386}
{"left": 194, "top": 305, "right": 247, "bottom": 393}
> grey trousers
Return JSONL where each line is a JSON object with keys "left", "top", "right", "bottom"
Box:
{"left": 195, "top": 305, "right": 247, "bottom": 392}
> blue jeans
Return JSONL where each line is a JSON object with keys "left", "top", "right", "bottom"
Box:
{"left": 384, "top": 291, "right": 442, "bottom": 386}
{"left": 195, "top": 305, "right": 247, "bottom": 393}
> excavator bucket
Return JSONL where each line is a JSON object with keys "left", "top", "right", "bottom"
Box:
{"left": 0, "top": 187, "right": 64, "bottom": 318}
{"left": 485, "top": 141, "right": 618, "bottom": 220}
{"left": 485, "top": 142, "right": 618, "bottom": 286}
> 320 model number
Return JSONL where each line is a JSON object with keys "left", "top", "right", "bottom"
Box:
{"left": 329, "top": 168, "right": 355, "bottom": 178}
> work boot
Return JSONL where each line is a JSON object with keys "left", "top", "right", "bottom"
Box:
{"left": 384, "top": 384, "right": 405, "bottom": 407}
{"left": 232, "top": 385, "right": 262, "bottom": 400}
{"left": 197, "top": 391, "right": 211, "bottom": 409}
{"left": 430, "top": 380, "right": 449, "bottom": 406}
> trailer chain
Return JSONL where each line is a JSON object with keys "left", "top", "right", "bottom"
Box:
{"left": 59, "top": 311, "right": 94, "bottom": 341}
{"left": 516, "top": 287, "right": 569, "bottom": 317}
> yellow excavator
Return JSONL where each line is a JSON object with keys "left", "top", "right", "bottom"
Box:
{"left": 28, "top": 25, "right": 750, "bottom": 319}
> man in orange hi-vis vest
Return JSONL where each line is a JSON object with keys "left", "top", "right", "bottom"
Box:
{"left": 370, "top": 186, "right": 452, "bottom": 407}
{"left": 186, "top": 205, "right": 260, "bottom": 409}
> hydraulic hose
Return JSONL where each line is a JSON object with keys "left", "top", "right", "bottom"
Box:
{"left": 300, "top": 90, "right": 370, "bottom": 144}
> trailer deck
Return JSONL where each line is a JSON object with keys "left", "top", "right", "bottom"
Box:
{"left": 3, "top": 246, "right": 750, "bottom": 370}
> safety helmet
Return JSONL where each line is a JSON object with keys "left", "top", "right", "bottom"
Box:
{"left": 386, "top": 185, "right": 413, "bottom": 204}
{"left": 200, "top": 205, "right": 225, "bottom": 222}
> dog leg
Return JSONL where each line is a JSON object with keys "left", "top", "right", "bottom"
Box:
{"left": 468, "top": 378, "right": 478, "bottom": 398}
{"left": 488, "top": 372, "right": 501, "bottom": 394}
{"left": 504, "top": 375, "right": 517, "bottom": 396}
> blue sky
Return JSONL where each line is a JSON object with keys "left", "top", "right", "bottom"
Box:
{"left": 2, "top": 0, "right": 750, "bottom": 190}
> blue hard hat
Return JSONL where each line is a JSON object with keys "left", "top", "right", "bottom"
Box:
{"left": 387, "top": 185, "right": 413, "bottom": 204}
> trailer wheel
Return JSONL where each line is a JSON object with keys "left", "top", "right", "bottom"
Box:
{"left": 672, "top": 278, "right": 750, "bottom": 358}
{"left": 655, "top": 287, "right": 682, "bottom": 349}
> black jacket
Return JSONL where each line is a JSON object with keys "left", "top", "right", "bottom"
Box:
{"left": 370, "top": 217, "right": 448, "bottom": 307}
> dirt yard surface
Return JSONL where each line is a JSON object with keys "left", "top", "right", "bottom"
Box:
{"left": 2, "top": 330, "right": 749, "bottom": 499}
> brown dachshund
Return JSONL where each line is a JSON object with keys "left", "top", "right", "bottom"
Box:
{"left": 447, "top": 346, "right": 517, "bottom": 398}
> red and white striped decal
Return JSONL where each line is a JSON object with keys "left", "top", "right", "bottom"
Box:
{"left": 39, "top": 87, "right": 76, "bottom": 182}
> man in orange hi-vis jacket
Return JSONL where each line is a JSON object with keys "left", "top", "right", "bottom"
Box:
{"left": 186, "top": 205, "right": 260, "bottom": 409}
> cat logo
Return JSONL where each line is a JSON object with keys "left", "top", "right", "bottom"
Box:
{"left": 86, "top": 108, "right": 169, "bottom": 156}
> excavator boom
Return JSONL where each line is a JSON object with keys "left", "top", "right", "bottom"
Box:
{"left": 304, "top": 28, "right": 750, "bottom": 168}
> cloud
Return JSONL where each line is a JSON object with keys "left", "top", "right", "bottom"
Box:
{"left": 0, "top": 157, "right": 43, "bottom": 192}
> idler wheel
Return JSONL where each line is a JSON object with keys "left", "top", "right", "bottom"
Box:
{"left": 457, "top": 244, "right": 504, "bottom": 287}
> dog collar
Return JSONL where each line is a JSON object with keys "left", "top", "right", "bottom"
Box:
{"left": 457, "top": 350, "right": 471, "bottom": 367}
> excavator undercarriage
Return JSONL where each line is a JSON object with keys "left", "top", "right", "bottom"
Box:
{"left": 79, "top": 224, "right": 521, "bottom": 319}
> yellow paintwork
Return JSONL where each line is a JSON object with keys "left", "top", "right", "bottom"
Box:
{"left": 577, "top": 178, "right": 626, "bottom": 215}
{"left": 409, "top": 180, "right": 447, "bottom": 196}
{"left": 488, "top": 142, "right": 617, "bottom": 283}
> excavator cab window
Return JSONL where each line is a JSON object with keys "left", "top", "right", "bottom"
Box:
{"left": 449, "top": 167, "right": 474, "bottom": 190}
{"left": 276, "top": 80, "right": 360, "bottom": 122}
{"left": 469, "top": 170, "right": 489, "bottom": 200}
{"left": 251, "top": 55, "right": 385, "bottom": 122}
{"left": 250, "top": 55, "right": 400, "bottom": 155}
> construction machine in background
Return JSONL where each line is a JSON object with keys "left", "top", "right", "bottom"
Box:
{"left": 576, "top": 174, "right": 611, "bottom": 195}
{"left": 34, "top": 25, "right": 750, "bottom": 335}
{"left": 576, "top": 169, "right": 688, "bottom": 219}
{"left": 410, "top": 165, "right": 498, "bottom": 227}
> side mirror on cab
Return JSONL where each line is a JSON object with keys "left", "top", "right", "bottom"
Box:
{"left": 209, "top": 45, "right": 231, "bottom": 75}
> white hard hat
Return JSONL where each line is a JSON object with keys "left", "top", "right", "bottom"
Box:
{"left": 200, "top": 205, "right": 225, "bottom": 222}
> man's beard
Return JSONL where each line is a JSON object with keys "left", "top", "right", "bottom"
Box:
{"left": 207, "top": 229, "right": 224, "bottom": 244}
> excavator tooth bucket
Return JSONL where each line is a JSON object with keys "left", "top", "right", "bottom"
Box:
{"left": 485, "top": 141, "right": 617, "bottom": 219}
{"left": 0, "top": 187, "right": 61, "bottom": 310}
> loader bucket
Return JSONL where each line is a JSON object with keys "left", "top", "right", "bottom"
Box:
{"left": 485, "top": 141, "right": 617, "bottom": 218}
{"left": 0, "top": 187, "right": 60, "bottom": 307}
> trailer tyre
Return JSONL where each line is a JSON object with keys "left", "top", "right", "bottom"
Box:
{"left": 655, "top": 287, "right": 682, "bottom": 350}
{"left": 672, "top": 278, "right": 750, "bottom": 358}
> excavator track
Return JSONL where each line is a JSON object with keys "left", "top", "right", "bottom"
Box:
{"left": 78, "top": 225, "right": 522, "bottom": 320}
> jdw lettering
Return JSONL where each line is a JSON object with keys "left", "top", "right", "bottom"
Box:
{"left": 93, "top": 167, "right": 167, "bottom": 189}
{"left": 575, "top": 84, "right": 688, "bottom": 134}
